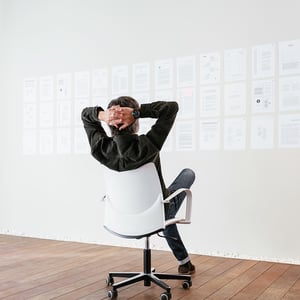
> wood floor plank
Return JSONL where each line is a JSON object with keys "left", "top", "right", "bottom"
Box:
{"left": 52, "top": 279, "right": 106, "bottom": 300}
{"left": 1, "top": 234, "right": 300, "bottom": 300}
{"left": 257, "top": 264, "right": 300, "bottom": 300}
{"left": 0, "top": 246, "right": 111, "bottom": 297}
{"left": 1, "top": 247, "right": 138, "bottom": 299}
{"left": 28, "top": 250, "right": 142, "bottom": 299}
{"left": 283, "top": 271, "right": 300, "bottom": 300}
{"left": 205, "top": 260, "right": 272, "bottom": 299}
{"left": 231, "top": 262, "right": 290, "bottom": 299}
{"left": 186, "top": 259, "right": 258, "bottom": 299}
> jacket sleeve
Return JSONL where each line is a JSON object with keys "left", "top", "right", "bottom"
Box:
{"left": 140, "top": 101, "right": 178, "bottom": 150}
{"left": 81, "top": 106, "right": 108, "bottom": 149}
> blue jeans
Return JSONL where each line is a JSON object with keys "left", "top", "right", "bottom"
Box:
{"left": 163, "top": 168, "right": 195, "bottom": 264}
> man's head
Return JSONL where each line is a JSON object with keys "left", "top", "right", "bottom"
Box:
{"left": 107, "top": 96, "right": 139, "bottom": 136}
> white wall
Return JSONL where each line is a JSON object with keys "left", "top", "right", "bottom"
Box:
{"left": 0, "top": 0, "right": 3, "bottom": 103}
{"left": 1, "top": 0, "right": 300, "bottom": 264}
{"left": 0, "top": 0, "right": 4, "bottom": 96}
{"left": 0, "top": 0, "right": 6, "bottom": 222}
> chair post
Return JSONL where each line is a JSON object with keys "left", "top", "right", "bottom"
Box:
{"left": 144, "top": 237, "right": 151, "bottom": 286}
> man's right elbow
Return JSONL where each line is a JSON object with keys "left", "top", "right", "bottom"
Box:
{"left": 81, "top": 107, "right": 89, "bottom": 121}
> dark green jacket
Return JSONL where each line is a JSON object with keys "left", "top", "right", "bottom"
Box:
{"left": 81, "top": 101, "right": 178, "bottom": 197}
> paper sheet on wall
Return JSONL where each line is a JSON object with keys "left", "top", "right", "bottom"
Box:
{"left": 155, "top": 59, "right": 173, "bottom": 90}
{"left": 252, "top": 79, "right": 274, "bottom": 113}
{"left": 74, "top": 98, "right": 90, "bottom": 126}
{"left": 279, "top": 39, "right": 300, "bottom": 75}
{"left": 279, "top": 76, "right": 300, "bottom": 111}
{"left": 176, "top": 121, "right": 195, "bottom": 151}
{"left": 199, "top": 119, "right": 220, "bottom": 150}
{"left": 92, "top": 96, "right": 110, "bottom": 108}
{"left": 111, "top": 65, "right": 129, "bottom": 96}
{"left": 251, "top": 116, "right": 274, "bottom": 149}
{"left": 75, "top": 71, "right": 90, "bottom": 98}
{"left": 199, "top": 52, "right": 220, "bottom": 85}
{"left": 200, "top": 85, "right": 220, "bottom": 117}
{"left": 57, "top": 73, "right": 72, "bottom": 100}
{"left": 131, "top": 93, "right": 149, "bottom": 105}
{"left": 23, "top": 78, "right": 37, "bottom": 103}
{"left": 224, "top": 117, "right": 246, "bottom": 150}
{"left": 132, "top": 63, "right": 150, "bottom": 92}
{"left": 92, "top": 69, "right": 109, "bottom": 97}
{"left": 224, "top": 48, "right": 247, "bottom": 82}
{"left": 39, "top": 76, "right": 54, "bottom": 102}
{"left": 176, "top": 56, "right": 196, "bottom": 87}
{"left": 39, "top": 102, "right": 54, "bottom": 128}
{"left": 23, "top": 103, "right": 37, "bottom": 129}
{"left": 252, "top": 43, "right": 275, "bottom": 79}
{"left": 74, "top": 127, "right": 90, "bottom": 154}
{"left": 224, "top": 82, "right": 246, "bottom": 116}
{"left": 56, "top": 128, "right": 71, "bottom": 154}
{"left": 177, "top": 88, "right": 196, "bottom": 118}
{"left": 39, "top": 129, "right": 54, "bottom": 155}
{"left": 57, "top": 100, "right": 72, "bottom": 127}
{"left": 279, "top": 114, "right": 300, "bottom": 148}
{"left": 23, "top": 130, "right": 37, "bottom": 155}
{"left": 155, "top": 89, "right": 173, "bottom": 101}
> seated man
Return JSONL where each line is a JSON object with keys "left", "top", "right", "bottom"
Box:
{"left": 81, "top": 96, "right": 195, "bottom": 274}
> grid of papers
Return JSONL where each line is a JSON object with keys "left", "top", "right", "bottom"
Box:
{"left": 22, "top": 39, "right": 300, "bottom": 155}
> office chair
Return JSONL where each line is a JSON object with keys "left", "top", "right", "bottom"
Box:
{"left": 102, "top": 162, "right": 193, "bottom": 300}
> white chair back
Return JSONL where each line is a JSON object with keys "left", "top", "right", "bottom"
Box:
{"left": 103, "top": 163, "right": 166, "bottom": 238}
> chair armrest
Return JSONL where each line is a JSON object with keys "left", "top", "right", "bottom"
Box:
{"left": 162, "top": 188, "right": 192, "bottom": 225}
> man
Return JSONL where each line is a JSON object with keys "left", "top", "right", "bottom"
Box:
{"left": 81, "top": 96, "right": 195, "bottom": 274}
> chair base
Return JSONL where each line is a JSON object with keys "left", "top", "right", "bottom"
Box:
{"left": 106, "top": 238, "right": 192, "bottom": 299}
{"left": 107, "top": 271, "right": 192, "bottom": 299}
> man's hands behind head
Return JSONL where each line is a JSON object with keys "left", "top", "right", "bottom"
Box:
{"left": 98, "top": 105, "right": 135, "bottom": 130}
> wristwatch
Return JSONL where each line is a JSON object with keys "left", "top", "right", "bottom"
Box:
{"left": 132, "top": 109, "right": 140, "bottom": 119}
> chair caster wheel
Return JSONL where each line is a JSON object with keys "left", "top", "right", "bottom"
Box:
{"left": 106, "top": 276, "right": 114, "bottom": 286}
{"left": 182, "top": 280, "right": 192, "bottom": 289}
{"left": 160, "top": 292, "right": 171, "bottom": 300}
{"left": 108, "top": 289, "right": 118, "bottom": 298}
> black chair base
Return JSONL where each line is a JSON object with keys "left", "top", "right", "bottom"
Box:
{"left": 106, "top": 237, "right": 192, "bottom": 299}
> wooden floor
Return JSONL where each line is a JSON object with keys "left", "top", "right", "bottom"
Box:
{"left": 1, "top": 235, "right": 300, "bottom": 300}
